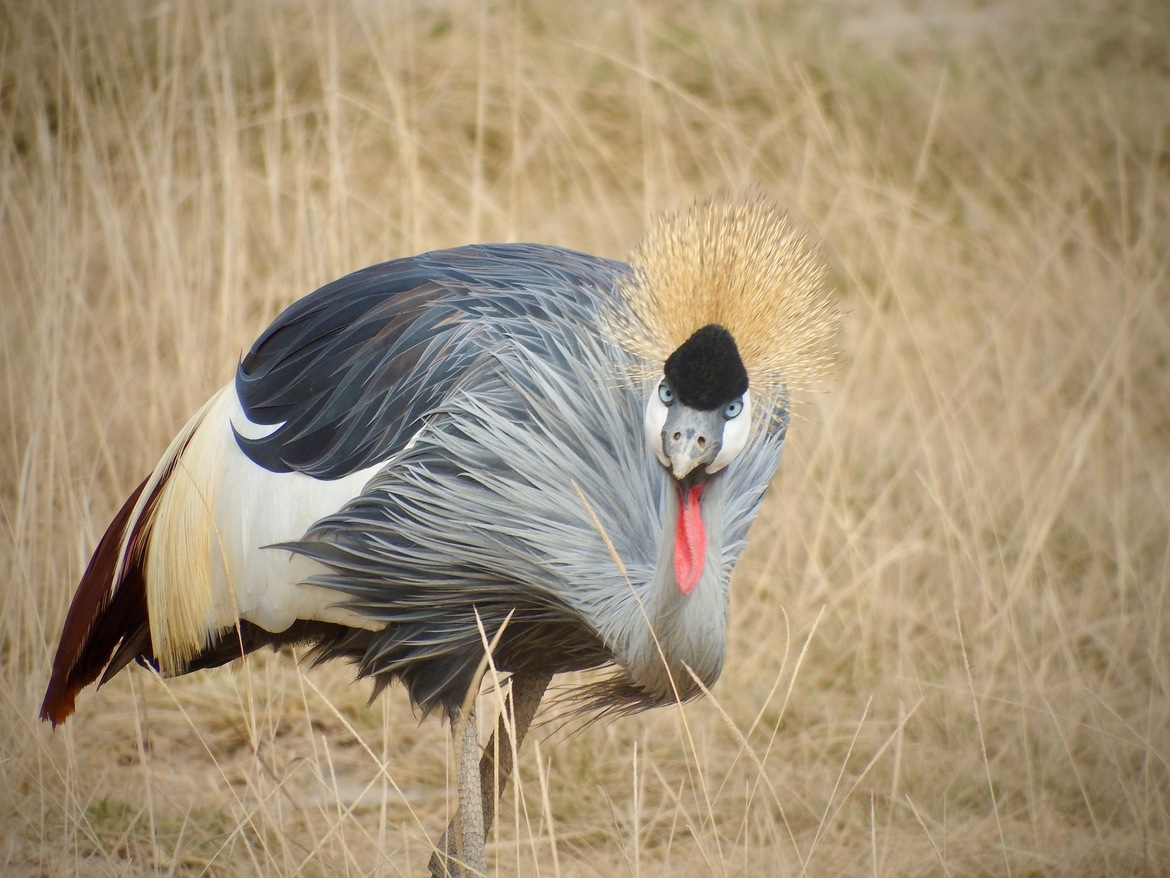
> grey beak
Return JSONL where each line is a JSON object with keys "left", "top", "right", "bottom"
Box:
{"left": 661, "top": 405, "right": 725, "bottom": 480}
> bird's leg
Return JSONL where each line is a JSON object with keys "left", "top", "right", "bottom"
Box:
{"left": 476, "top": 669, "right": 552, "bottom": 838}
{"left": 428, "top": 670, "right": 552, "bottom": 877}
{"left": 426, "top": 698, "right": 488, "bottom": 878}
{"left": 453, "top": 700, "right": 487, "bottom": 878}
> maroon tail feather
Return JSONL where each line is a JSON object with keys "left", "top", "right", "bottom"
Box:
{"left": 41, "top": 478, "right": 154, "bottom": 726}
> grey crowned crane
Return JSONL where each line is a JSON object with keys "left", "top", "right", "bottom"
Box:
{"left": 41, "top": 194, "right": 835, "bottom": 876}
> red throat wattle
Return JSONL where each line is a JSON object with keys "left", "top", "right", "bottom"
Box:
{"left": 674, "top": 482, "right": 706, "bottom": 595}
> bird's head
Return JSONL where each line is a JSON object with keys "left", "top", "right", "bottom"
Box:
{"left": 613, "top": 192, "right": 839, "bottom": 597}
{"left": 643, "top": 323, "right": 752, "bottom": 481}
{"left": 642, "top": 323, "right": 754, "bottom": 597}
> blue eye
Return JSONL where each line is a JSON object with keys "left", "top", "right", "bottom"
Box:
{"left": 723, "top": 398, "right": 743, "bottom": 420}
{"left": 658, "top": 382, "right": 675, "bottom": 405}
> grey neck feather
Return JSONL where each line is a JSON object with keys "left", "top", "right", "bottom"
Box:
{"left": 615, "top": 472, "right": 729, "bottom": 704}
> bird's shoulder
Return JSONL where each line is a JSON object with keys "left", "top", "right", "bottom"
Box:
{"left": 233, "top": 244, "right": 630, "bottom": 479}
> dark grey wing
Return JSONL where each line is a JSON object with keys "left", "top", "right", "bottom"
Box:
{"left": 234, "top": 244, "right": 628, "bottom": 479}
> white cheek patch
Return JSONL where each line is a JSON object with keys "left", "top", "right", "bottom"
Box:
{"left": 707, "top": 389, "right": 752, "bottom": 473}
{"left": 644, "top": 388, "right": 670, "bottom": 468}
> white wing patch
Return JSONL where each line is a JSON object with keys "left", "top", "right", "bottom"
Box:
{"left": 146, "top": 384, "right": 384, "bottom": 674}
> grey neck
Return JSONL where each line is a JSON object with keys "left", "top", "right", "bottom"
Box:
{"left": 620, "top": 472, "right": 730, "bottom": 704}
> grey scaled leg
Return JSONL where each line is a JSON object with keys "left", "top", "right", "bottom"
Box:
{"left": 428, "top": 670, "right": 553, "bottom": 877}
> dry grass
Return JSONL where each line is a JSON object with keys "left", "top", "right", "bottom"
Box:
{"left": 3, "top": 0, "right": 1169, "bottom": 874}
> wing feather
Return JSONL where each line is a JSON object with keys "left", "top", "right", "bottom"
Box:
{"left": 235, "top": 244, "right": 624, "bottom": 479}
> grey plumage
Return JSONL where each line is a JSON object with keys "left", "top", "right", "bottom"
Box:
{"left": 235, "top": 245, "right": 627, "bottom": 477}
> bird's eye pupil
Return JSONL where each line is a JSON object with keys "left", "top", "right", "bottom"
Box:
{"left": 658, "top": 382, "right": 674, "bottom": 404}
{"left": 723, "top": 398, "right": 743, "bottom": 420}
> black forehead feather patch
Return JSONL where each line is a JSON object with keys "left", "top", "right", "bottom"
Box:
{"left": 663, "top": 324, "right": 749, "bottom": 410}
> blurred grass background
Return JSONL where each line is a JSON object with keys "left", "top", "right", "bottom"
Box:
{"left": 2, "top": 0, "right": 1169, "bottom": 874}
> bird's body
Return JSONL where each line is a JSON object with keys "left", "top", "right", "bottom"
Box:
{"left": 42, "top": 195, "right": 835, "bottom": 876}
